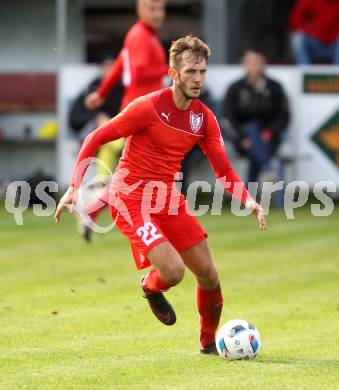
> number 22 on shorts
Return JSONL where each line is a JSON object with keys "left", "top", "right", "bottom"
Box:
{"left": 136, "top": 222, "right": 163, "bottom": 246}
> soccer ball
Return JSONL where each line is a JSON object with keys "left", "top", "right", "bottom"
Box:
{"left": 216, "top": 319, "right": 261, "bottom": 360}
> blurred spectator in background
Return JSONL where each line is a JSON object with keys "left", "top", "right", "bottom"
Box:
{"left": 227, "top": 0, "right": 295, "bottom": 64}
{"left": 70, "top": 54, "right": 123, "bottom": 142}
{"left": 221, "top": 50, "right": 289, "bottom": 184}
{"left": 289, "top": 0, "right": 339, "bottom": 65}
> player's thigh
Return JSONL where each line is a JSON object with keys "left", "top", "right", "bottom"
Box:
{"left": 180, "top": 239, "right": 219, "bottom": 287}
{"left": 110, "top": 201, "right": 184, "bottom": 277}
{"left": 157, "top": 197, "right": 207, "bottom": 254}
{"left": 110, "top": 202, "right": 167, "bottom": 263}
{"left": 156, "top": 198, "right": 215, "bottom": 284}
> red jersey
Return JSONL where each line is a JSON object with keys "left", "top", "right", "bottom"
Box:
{"left": 72, "top": 88, "right": 250, "bottom": 205}
{"left": 97, "top": 21, "right": 168, "bottom": 109}
{"left": 289, "top": 0, "right": 339, "bottom": 44}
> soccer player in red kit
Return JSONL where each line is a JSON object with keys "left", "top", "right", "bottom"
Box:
{"left": 85, "top": 0, "right": 168, "bottom": 111}
{"left": 82, "top": 0, "right": 168, "bottom": 239}
{"left": 55, "top": 36, "right": 267, "bottom": 354}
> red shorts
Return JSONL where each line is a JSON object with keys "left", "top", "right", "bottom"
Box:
{"left": 109, "top": 193, "right": 207, "bottom": 270}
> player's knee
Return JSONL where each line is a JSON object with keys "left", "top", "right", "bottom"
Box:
{"left": 165, "top": 263, "right": 185, "bottom": 285}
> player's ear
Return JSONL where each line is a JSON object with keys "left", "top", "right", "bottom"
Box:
{"left": 168, "top": 67, "right": 177, "bottom": 81}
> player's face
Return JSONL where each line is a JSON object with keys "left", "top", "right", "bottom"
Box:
{"left": 242, "top": 51, "right": 265, "bottom": 80}
{"left": 175, "top": 53, "right": 207, "bottom": 100}
{"left": 138, "top": 0, "right": 166, "bottom": 30}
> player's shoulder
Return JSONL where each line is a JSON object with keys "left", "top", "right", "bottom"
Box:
{"left": 125, "top": 21, "right": 149, "bottom": 43}
{"left": 145, "top": 87, "right": 169, "bottom": 106}
{"left": 137, "top": 89, "right": 165, "bottom": 106}
{"left": 123, "top": 90, "right": 161, "bottom": 114}
{"left": 197, "top": 99, "right": 212, "bottom": 114}
{"left": 195, "top": 99, "right": 215, "bottom": 125}
{"left": 195, "top": 100, "right": 221, "bottom": 136}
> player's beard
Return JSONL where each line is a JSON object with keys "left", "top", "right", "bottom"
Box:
{"left": 177, "top": 75, "right": 201, "bottom": 100}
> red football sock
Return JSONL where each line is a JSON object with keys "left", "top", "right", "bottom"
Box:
{"left": 142, "top": 269, "right": 172, "bottom": 294}
{"left": 197, "top": 284, "right": 224, "bottom": 348}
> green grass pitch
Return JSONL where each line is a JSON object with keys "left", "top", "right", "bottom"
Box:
{"left": 0, "top": 205, "right": 338, "bottom": 389}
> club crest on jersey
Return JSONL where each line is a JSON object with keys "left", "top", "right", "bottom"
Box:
{"left": 190, "top": 111, "right": 203, "bottom": 133}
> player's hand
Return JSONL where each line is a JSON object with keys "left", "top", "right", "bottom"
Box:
{"left": 245, "top": 199, "right": 268, "bottom": 230}
{"left": 84, "top": 92, "right": 104, "bottom": 111}
{"left": 54, "top": 186, "right": 77, "bottom": 223}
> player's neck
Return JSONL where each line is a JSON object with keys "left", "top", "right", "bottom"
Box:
{"left": 171, "top": 86, "right": 192, "bottom": 111}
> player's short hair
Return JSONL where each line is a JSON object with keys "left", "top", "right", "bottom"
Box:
{"left": 169, "top": 35, "right": 211, "bottom": 70}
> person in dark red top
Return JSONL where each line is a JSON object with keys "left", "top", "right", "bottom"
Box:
{"left": 289, "top": 0, "right": 339, "bottom": 64}
{"left": 81, "top": 0, "right": 168, "bottom": 240}
{"left": 55, "top": 36, "right": 267, "bottom": 355}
